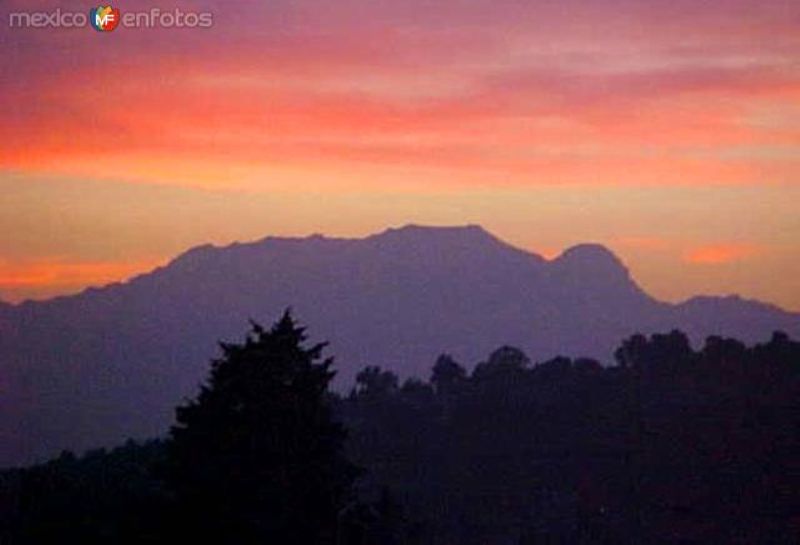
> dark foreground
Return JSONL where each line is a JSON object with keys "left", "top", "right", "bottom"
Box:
{"left": 2, "top": 314, "right": 799, "bottom": 544}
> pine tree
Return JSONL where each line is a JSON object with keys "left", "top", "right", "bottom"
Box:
{"left": 164, "top": 310, "right": 357, "bottom": 545}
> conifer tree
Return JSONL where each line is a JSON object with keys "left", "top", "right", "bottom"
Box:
{"left": 165, "top": 310, "right": 357, "bottom": 545}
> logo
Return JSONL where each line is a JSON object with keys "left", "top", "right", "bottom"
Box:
{"left": 9, "top": 5, "right": 213, "bottom": 30}
{"left": 90, "top": 5, "right": 119, "bottom": 31}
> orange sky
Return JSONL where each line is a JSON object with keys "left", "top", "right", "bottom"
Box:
{"left": 1, "top": 0, "right": 799, "bottom": 309}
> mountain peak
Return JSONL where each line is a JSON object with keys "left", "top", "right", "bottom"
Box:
{"left": 368, "top": 224, "right": 546, "bottom": 264}
{"left": 549, "top": 243, "right": 637, "bottom": 294}
{"left": 1, "top": 225, "right": 798, "bottom": 466}
{"left": 557, "top": 243, "right": 624, "bottom": 268}
{"left": 373, "top": 224, "right": 495, "bottom": 242}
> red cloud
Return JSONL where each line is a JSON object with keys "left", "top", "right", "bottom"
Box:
{"left": 683, "top": 244, "right": 761, "bottom": 265}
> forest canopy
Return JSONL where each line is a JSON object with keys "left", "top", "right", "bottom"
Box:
{"left": 2, "top": 314, "right": 799, "bottom": 545}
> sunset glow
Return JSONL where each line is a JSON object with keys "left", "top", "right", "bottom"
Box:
{"left": 1, "top": 0, "right": 799, "bottom": 309}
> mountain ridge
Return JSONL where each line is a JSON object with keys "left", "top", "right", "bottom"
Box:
{"left": 3, "top": 225, "right": 787, "bottom": 312}
{"left": 0, "top": 224, "right": 797, "bottom": 466}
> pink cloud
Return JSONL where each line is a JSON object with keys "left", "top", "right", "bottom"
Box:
{"left": 683, "top": 244, "right": 762, "bottom": 265}
{"left": 0, "top": 257, "right": 164, "bottom": 302}
{"left": 1, "top": 0, "right": 799, "bottom": 190}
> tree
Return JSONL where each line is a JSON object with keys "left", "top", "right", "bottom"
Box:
{"left": 614, "top": 330, "right": 692, "bottom": 375}
{"left": 430, "top": 354, "right": 466, "bottom": 396}
{"left": 164, "top": 310, "right": 358, "bottom": 545}
{"left": 354, "top": 366, "right": 399, "bottom": 399}
{"left": 472, "top": 345, "right": 530, "bottom": 382}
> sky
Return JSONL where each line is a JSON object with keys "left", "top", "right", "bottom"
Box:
{"left": 0, "top": 0, "right": 799, "bottom": 310}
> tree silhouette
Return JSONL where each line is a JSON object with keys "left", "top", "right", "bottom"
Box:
{"left": 164, "top": 310, "right": 357, "bottom": 545}
{"left": 354, "top": 366, "right": 399, "bottom": 398}
{"left": 472, "top": 345, "right": 530, "bottom": 382}
{"left": 4, "top": 329, "right": 800, "bottom": 545}
{"left": 614, "top": 329, "right": 692, "bottom": 376}
{"left": 430, "top": 354, "right": 466, "bottom": 395}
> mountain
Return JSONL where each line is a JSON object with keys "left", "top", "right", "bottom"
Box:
{"left": 1, "top": 224, "right": 798, "bottom": 466}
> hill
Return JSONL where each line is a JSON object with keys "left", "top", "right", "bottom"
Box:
{"left": 0, "top": 225, "right": 797, "bottom": 465}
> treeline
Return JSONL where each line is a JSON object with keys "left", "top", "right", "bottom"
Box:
{"left": 342, "top": 330, "right": 800, "bottom": 544}
{"left": 1, "top": 315, "right": 799, "bottom": 544}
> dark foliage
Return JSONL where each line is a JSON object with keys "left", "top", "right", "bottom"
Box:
{"left": 339, "top": 330, "right": 800, "bottom": 544}
{"left": 2, "top": 326, "right": 800, "bottom": 545}
{"left": 163, "top": 310, "right": 359, "bottom": 544}
{"left": 0, "top": 441, "right": 167, "bottom": 544}
{"left": 1, "top": 312, "right": 361, "bottom": 544}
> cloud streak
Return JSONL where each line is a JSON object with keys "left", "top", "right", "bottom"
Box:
{"left": 2, "top": 0, "right": 799, "bottom": 190}
{"left": 0, "top": 258, "right": 163, "bottom": 301}
{"left": 683, "top": 244, "right": 762, "bottom": 265}
{"left": 1, "top": 0, "right": 799, "bottom": 309}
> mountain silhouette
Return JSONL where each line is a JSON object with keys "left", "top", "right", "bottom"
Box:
{"left": 0, "top": 224, "right": 797, "bottom": 466}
